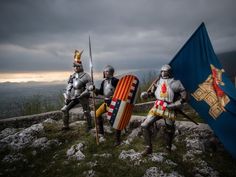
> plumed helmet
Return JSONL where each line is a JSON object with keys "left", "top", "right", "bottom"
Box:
{"left": 103, "top": 65, "right": 114, "bottom": 78}
{"left": 73, "top": 50, "right": 83, "bottom": 67}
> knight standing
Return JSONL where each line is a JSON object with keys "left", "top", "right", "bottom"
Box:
{"left": 95, "top": 65, "right": 121, "bottom": 146}
{"left": 61, "top": 50, "right": 93, "bottom": 131}
{"left": 140, "top": 64, "right": 187, "bottom": 155}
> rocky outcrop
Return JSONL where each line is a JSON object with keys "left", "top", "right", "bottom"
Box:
{"left": 66, "top": 143, "right": 85, "bottom": 161}
{"left": 0, "top": 123, "right": 44, "bottom": 150}
{"left": 0, "top": 103, "right": 232, "bottom": 177}
{"left": 0, "top": 118, "right": 61, "bottom": 151}
{"left": 0, "top": 116, "right": 228, "bottom": 177}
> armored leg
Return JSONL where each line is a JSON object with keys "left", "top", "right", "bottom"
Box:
{"left": 81, "top": 98, "right": 93, "bottom": 132}
{"left": 141, "top": 115, "right": 160, "bottom": 155}
{"left": 164, "top": 119, "right": 175, "bottom": 152}
{"left": 142, "top": 128, "right": 153, "bottom": 155}
{"left": 62, "top": 112, "right": 70, "bottom": 130}
{"left": 95, "top": 103, "right": 107, "bottom": 135}
{"left": 61, "top": 100, "right": 77, "bottom": 130}
{"left": 84, "top": 110, "right": 93, "bottom": 131}
{"left": 143, "top": 128, "right": 152, "bottom": 147}
{"left": 97, "top": 117, "right": 104, "bottom": 135}
{"left": 114, "top": 129, "right": 121, "bottom": 146}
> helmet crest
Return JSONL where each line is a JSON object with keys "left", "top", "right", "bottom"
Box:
{"left": 74, "top": 50, "right": 83, "bottom": 65}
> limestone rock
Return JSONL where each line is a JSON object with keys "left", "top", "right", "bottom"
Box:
{"left": 0, "top": 123, "right": 44, "bottom": 150}
{"left": 66, "top": 143, "right": 85, "bottom": 161}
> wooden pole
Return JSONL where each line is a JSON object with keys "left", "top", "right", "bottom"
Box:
{"left": 89, "top": 36, "right": 99, "bottom": 145}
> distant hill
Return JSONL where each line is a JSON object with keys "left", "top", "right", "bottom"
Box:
{"left": 0, "top": 81, "right": 66, "bottom": 119}
{"left": 217, "top": 51, "right": 236, "bottom": 83}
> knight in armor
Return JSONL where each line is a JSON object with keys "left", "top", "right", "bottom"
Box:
{"left": 94, "top": 65, "right": 121, "bottom": 146}
{"left": 61, "top": 50, "right": 93, "bottom": 131}
{"left": 140, "top": 64, "right": 187, "bottom": 155}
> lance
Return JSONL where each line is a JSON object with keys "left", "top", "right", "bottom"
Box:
{"left": 89, "top": 36, "right": 99, "bottom": 145}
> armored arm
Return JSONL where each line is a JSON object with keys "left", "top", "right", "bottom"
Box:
{"left": 79, "top": 73, "right": 93, "bottom": 98}
{"left": 167, "top": 90, "right": 187, "bottom": 109}
{"left": 94, "top": 80, "right": 104, "bottom": 96}
{"left": 167, "top": 80, "right": 187, "bottom": 109}
{"left": 64, "top": 75, "right": 73, "bottom": 103}
{"left": 148, "top": 83, "right": 157, "bottom": 98}
{"left": 140, "top": 80, "right": 157, "bottom": 100}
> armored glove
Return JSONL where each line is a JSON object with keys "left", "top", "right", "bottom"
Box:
{"left": 88, "top": 85, "right": 96, "bottom": 91}
{"left": 167, "top": 100, "right": 182, "bottom": 110}
{"left": 65, "top": 99, "right": 71, "bottom": 104}
{"left": 140, "top": 91, "right": 148, "bottom": 100}
{"left": 63, "top": 93, "right": 71, "bottom": 104}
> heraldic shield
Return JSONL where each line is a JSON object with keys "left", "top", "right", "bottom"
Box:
{"left": 107, "top": 75, "right": 139, "bottom": 130}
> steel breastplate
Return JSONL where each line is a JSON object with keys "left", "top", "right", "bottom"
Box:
{"left": 155, "top": 78, "right": 174, "bottom": 102}
{"left": 72, "top": 73, "right": 87, "bottom": 96}
{"left": 103, "top": 79, "right": 115, "bottom": 98}
{"left": 73, "top": 78, "right": 84, "bottom": 89}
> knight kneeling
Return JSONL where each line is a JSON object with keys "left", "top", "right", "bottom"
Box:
{"left": 140, "top": 64, "right": 187, "bottom": 155}
{"left": 94, "top": 65, "right": 121, "bottom": 146}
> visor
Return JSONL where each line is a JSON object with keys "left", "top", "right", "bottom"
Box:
{"left": 73, "top": 62, "right": 82, "bottom": 67}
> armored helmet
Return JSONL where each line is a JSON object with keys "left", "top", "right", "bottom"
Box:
{"left": 103, "top": 65, "right": 114, "bottom": 78}
{"left": 160, "top": 64, "right": 172, "bottom": 78}
{"left": 73, "top": 50, "right": 83, "bottom": 67}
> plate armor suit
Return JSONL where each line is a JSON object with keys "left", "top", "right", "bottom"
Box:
{"left": 61, "top": 50, "right": 93, "bottom": 131}
{"left": 95, "top": 65, "right": 121, "bottom": 146}
{"left": 140, "top": 64, "right": 187, "bottom": 155}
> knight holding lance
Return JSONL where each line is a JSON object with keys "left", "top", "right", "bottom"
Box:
{"left": 61, "top": 50, "right": 94, "bottom": 131}
{"left": 140, "top": 64, "right": 187, "bottom": 155}
{"left": 94, "top": 65, "right": 122, "bottom": 146}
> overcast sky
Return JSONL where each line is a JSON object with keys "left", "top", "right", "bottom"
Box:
{"left": 0, "top": 0, "right": 236, "bottom": 75}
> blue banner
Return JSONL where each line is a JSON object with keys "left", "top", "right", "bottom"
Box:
{"left": 169, "top": 23, "right": 236, "bottom": 158}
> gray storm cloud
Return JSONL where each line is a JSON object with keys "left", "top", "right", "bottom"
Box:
{"left": 0, "top": 0, "right": 236, "bottom": 73}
